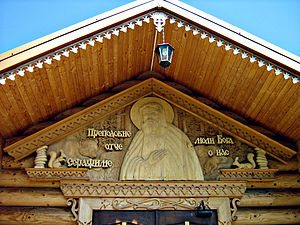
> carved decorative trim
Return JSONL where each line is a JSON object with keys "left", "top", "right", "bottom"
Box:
{"left": 219, "top": 169, "right": 278, "bottom": 181}
{"left": 60, "top": 181, "right": 247, "bottom": 198}
{"left": 152, "top": 79, "right": 296, "bottom": 162}
{"left": 77, "top": 197, "right": 232, "bottom": 225}
{"left": 67, "top": 198, "right": 78, "bottom": 222}
{"left": 1, "top": 10, "right": 298, "bottom": 84}
{"left": 25, "top": 168, "right": 88, "bottom": 180}
{"left": 231, "top": 198, "right": 240, "bottom": 221}
{"left": 106, "top": 198, "right": 202, "bottom": 210}
{"left": 4, "top": 79, "right": 153, "bottom": 160}
{"left": 5, "top": 78, "right": 296, "bottom": 163}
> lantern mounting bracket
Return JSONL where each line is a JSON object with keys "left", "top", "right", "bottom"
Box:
{"left": 151, "top": 12, "right": 168, "bottom": 32}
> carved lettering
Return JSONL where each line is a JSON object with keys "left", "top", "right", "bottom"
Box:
{"left": 87, "top": 128, "right": 131, "bottom": 138}
{"left": 207, "top": 149, "right": 230, "bottom": 157}
{"left": 66, "top": 158, "right": 112, "bottom": 168}
{"left": 194, "top": 137, "right": 215, "bottom": 145}
{"left": 217, "top": 135, "right": 234, "bottom": 144}
{"left": 104, "top": 143, "right": 123, "bottom": 151}
{"left": 215, "top": 149, "right": 230, "bottom": 156}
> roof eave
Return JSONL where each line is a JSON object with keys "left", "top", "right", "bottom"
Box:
{"left": 159, "top": 0, "right": 300, "bottom": 73}
{"left": 0, "top": 0, "right": 158, "bottom": 73}
{"left": 0, "top": 0, "right": 299, "bottom": 74}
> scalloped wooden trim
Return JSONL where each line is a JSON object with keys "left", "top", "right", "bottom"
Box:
{"left": 4, "top": 78, "right": 296, "bottom": 163}
{"left": 25, "top": 168, "right": 88, "bottom": 181}
{"left": 219, "top": 169, "right": 279, "bottom": 181}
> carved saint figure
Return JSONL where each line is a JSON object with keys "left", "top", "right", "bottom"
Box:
{"left": 120, "top": 97, "right": 204, "bottom": 180}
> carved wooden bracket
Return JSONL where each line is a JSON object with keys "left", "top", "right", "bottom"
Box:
{"left": 4, "top": 78, "right": 296, "bottom": 163}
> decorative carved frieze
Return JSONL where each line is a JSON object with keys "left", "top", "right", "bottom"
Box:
{"left": 60, "top": 181, "right": 247, "bottom": 198}
{"left": 25, "top": 168, "right": 88, "bottom": 180}
{"left": 104, "top": 198, "right": 202, "bottom": 210}
{"left": 219, "top": 169, "right": 278, "bottom": 181}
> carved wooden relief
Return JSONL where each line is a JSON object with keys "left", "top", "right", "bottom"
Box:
{"left": 24, "top": 96, "right": 280, "bottom": 182}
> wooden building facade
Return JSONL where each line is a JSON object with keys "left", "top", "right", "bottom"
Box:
{"left": 0, "top": 0, "right": 299, "bottom": 224}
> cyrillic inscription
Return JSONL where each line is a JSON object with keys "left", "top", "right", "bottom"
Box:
{"left": 67, "top": 158, "right": 113, "bottom": 168}
{"left": 87, "top": 128, "right": 131, "bottom": 138}
{"left": 194, "top": 135, "right": 234, "bottom": 145}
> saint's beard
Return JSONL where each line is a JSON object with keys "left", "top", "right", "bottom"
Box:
{"left": 142, "top": 118, "right": 162, "bottom": 135}
{"left": 141, "top": 119, "right": 165, "bottom": 159}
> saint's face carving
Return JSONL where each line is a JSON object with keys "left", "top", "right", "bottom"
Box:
{"left": 120, "top": 97, "right": 204, "bottom": 181}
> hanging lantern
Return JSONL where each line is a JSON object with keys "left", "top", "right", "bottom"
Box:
{"left": 155, "top": 43, "right": 174, "bottom": 70}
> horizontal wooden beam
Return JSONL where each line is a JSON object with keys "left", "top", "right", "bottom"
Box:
{"left": 247, "top": 173, "right": 300, "bottom": 189}
{"left": 0, "top": 207, "right": 76, "bottom": 225}
{"left": 0, "top": 188, "right": 66, "bottom": 207}
{"left": 0, "top": 187, "right": 299, "bottom": 208}
{"left": 233, "top": 208, "right": 300, "bottom": 225}
{"left": 0, "top": 206, "right": 299, "bottom": 225}
{"left": 0, "top": 170, "right": 60, "bottom": 188}
{"left": 2, "top": 155, "right": 34, "bottom": 169}
{"left": 240, "top": 189, "right": 300, "bottom": 207}
{"left": 0, "top": 169, "right": 299, "bottom": 189}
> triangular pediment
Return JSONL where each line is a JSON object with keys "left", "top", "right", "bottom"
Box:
{"left": 4, "top": 78, "right": 296, "bottom": 163}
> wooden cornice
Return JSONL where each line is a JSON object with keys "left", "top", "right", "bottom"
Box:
{"left": 4, "top": 78, "right": 296, "bottom": 162}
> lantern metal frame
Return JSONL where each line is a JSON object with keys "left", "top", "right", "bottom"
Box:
{"left": 154, "top": 27, "right": 174, "bottom": 70}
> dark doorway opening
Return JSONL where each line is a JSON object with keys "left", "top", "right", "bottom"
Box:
{"left": 93, "top": 210, "right": 218, "bottom": 225}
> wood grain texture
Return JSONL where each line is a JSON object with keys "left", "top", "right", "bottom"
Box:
{"left": 233, "top": 208, "right": 300, "bottom": 225}
{"left": 0, "top": 207, "right": 75, "bottom": 225}
{"left": 4, "top": 78, "right": 296, "bottom": 162}
{"left": 0, "top": 188, "right": 66, "bottom": 207}
{"left": 0, "top": 17, "right": 299, "bottom": 147}
{"left": 0, "top": 169, "right": 60, "bottom": 188}
{"left": 240, "top": 189, "right": 300, "bottom": 207}
{"left": 247, "top": 173, "right": 300, "bottom": 189}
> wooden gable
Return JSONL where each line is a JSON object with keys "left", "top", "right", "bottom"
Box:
{"left": 0, "top": 0, "right": 299, "bottom": 150}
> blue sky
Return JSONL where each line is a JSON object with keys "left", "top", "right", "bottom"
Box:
{"left": 0, "top": 0, "right": 299, "bottom": 56}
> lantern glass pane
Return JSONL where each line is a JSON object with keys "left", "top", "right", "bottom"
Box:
{"left": 160, "top": 46, "right": 168, "bottom": 61}
{"left": 168, "top": 47, "right": 173, "bottom": 62}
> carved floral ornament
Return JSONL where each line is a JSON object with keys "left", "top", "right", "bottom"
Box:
{"left": 0, "top": 11, "right": 298, "bottom": 84}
